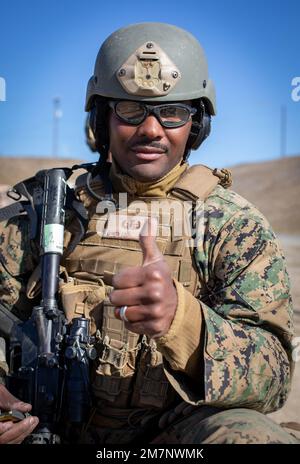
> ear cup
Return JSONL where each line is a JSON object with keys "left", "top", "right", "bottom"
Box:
{"left": 89, "top": 98, "right": 110, "bottom": 159}
{"left": 188, "top": 113, "right": 211, "bottom": 150}
{"left": 84, "top": 107, "right": 98, "bottom": 152}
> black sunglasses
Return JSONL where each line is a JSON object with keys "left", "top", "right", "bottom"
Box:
{"left": 108, "top": 100, "right": 197, "bottom": 128}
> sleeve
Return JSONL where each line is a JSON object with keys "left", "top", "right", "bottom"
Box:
{"left": 0, "top": 215, "right": 38, "bottom": 315}
{"left": 156, "top": 212, "right": 294, "bottom": 414}
{"left": 0, "top": 215, "right": 39, "bottom": 380}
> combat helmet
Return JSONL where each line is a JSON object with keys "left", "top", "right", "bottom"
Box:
{"left": 85, "top": 22, "right": 216, "bottom": 158}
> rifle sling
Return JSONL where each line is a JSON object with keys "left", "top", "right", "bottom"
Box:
{"left": 0, "top": 303, "right": 21, "bottom": 338}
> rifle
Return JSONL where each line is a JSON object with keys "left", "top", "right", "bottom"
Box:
{"left": 4, "top": 168, "right": 96, "bottom": 444}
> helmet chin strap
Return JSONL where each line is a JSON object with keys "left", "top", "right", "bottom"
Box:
{"left": 183, "top": 147, "right": 191, "bottom": 161}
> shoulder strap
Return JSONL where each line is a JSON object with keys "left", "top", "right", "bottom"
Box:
{"left": 0, "top": 176, "right": 42, "bottom": 239}
{"left": 0, "top": 302, "right": 21, "bottom": 338}
{"left": 0, "top": 201, "right": 26, "bottom": 222}
{"left": 171, "top": 164, "right": 232, "bottom": 202}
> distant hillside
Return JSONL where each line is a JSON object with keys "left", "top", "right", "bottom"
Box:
{"left": 0, "top": 155, "right": 299, "bottom": 234}
{"left": 0, "top": 157, "right": 83, "bottom": 185}
{"left": 230, "top": 155, "right": 300, "bottom": 235}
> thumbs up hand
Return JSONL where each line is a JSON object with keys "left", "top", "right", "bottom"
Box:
{"left": 110, "top": 218, "right": 178, "bottom": 338}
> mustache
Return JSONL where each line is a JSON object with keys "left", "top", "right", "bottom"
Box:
{"left": 130, "top": 139, "right": 169, "bottom": 153}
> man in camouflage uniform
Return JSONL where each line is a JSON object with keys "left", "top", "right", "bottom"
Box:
{"left": 0, "top": 23, "right": 298, "bottom": 444}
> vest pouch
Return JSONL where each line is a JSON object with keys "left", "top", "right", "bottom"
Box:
{"left": 132, "top": 339, "right": 174, "bottom": 409}
{"left": 92, "top": 337, "right": 139, "bottom": 406}
{"left": 59, "top": 279, "right": 106, "bottom": 335}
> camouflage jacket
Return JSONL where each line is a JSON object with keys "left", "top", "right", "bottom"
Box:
{"left": 0, "top": 171, "right": 294, "bottom": 414}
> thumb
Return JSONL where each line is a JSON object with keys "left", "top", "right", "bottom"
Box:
{"left": 139, "top": 218, "right": 163, "bottom": 267}
{"left": 0, "top": 385, "right": 32, "bottom": 412}
{"left": 10, "top": 399, "right": 32, "bottom": 413}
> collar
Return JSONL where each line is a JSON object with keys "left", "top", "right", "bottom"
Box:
{"left": 109, "top": 159, "right": 188, "bottom": 198}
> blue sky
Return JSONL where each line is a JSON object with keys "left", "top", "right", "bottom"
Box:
{"left": 0, "top": 0, "right": 299, "bottom": 168}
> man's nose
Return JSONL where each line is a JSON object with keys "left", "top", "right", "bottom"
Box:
{"left": 135, "top": 115, "right": 165, "bottom": 139}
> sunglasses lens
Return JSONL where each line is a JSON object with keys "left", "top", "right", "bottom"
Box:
{"left": 112, "top": 101, "right": 194, "bottom": 127}
{"left": 115, "top": 101, "right": 145, "bottom": 124}
{"left": 158, "top": 106, "right": 190, "bottom": 127}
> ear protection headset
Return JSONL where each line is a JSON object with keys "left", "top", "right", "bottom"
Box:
{"left": 86, "top": 99, "right": 110, "bottom": 158}
{"left": 186, "top": 100, "right": 211, "bottom": 151}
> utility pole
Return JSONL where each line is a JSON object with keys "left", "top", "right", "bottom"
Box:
{"left": 52, "top": 97, "right": 62, "bottom": 157}
{"left": 280, "top": 104, "right": 287, "bottom": 158}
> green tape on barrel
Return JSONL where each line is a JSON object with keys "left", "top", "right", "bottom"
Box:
{"left": 44, "top": 224, "right": 64, "bottom": 254}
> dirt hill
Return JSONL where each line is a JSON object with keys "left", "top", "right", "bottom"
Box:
{"left": 230, "top": 155, "right": 300, "bottom": 235}
{"left": 0, "top": 157, "right": 83, "bottom": 186}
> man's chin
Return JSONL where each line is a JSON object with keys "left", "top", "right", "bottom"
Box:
{"left": 127, "top": 163, "right": 168, "bottom": 182}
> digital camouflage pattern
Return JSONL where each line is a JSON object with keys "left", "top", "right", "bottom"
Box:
{"left": 194, "top": 185, "right": 293, "bottom": 412}
{"left": 0, "top": 215, "right": 39, "bottom": 320}
{"left": 151, "top": 405, "right": 299, "bottom": 444}
{"left": 81, "top": 404, "right": 299, "bottom": 444}
{"left": 0, "top": 166, "right": 295, "bottom": 443}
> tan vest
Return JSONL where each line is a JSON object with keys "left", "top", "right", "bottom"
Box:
{"left": 59, "top": 165, "right": 229, "bottom": 412}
